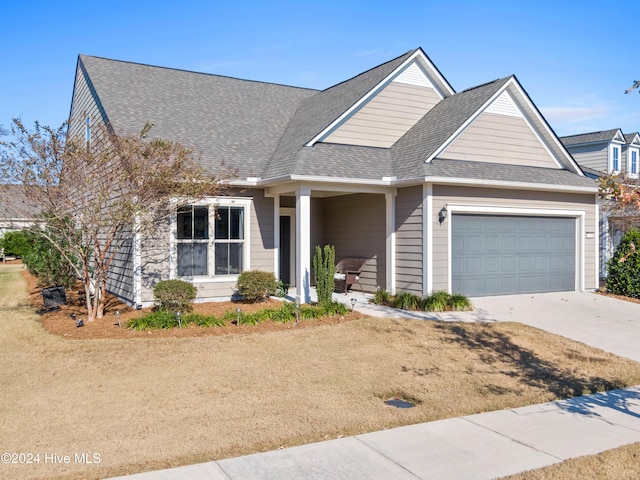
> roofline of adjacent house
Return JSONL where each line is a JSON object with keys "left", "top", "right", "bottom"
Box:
{"left": 562, "top": 138, "right": 626, "bottom": 148}
{"left": 231, "top": 174, "right": 598, "bottom": 194}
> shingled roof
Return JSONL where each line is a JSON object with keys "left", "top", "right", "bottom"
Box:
{"left": 560, "top": 129, "right": 623, "bottom": 146}
{"left": 77, "top": 55, "right": 318, "bottom": 178}
{"left": 72, "top": 50, "right": 592, "bottom": 190}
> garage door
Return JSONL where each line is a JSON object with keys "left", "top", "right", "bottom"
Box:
{"left": 452, "top": 214, "right": 576, "bottom": 296}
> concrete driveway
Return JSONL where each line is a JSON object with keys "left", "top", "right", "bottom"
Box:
{"left": 468, "top": 291, "right": 640, "bottom": 362}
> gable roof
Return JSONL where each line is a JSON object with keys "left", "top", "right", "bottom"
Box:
{"left": 263, "top": 49, "right": 421, "bottom": 179}
{"left": 560, "top": 128, "right": 624, "bottom": 147}
{"left": 71, "top": 50, "right": 594, "bottom": 192}
{"left": 624, "top": 132, "right": 640, "bottom": 145}
{"left": 75, "top": 55, "right": 318, "bottom": 178}
{"left": 0, "top": 185, "right": 42, "bottom": 220}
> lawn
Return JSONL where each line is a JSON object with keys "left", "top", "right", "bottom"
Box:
{"left": 2, "top": 263, "right": 640, "bottom": 480}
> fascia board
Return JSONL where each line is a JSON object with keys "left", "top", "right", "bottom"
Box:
{"left": 305, "top": 50, "right": 454, "bottom": 148}
{"left": 423, "top": 175, "right": 598, "bottom": 193}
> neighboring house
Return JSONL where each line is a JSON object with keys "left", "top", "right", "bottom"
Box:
{"left": 68, "top": 48, "right": 598, "bottom": 306}
{"left": 561, "top": 130, "right": 640, "bottom": 278}
{"left": 0, "top": 185, "right": 41, "bottom": 259}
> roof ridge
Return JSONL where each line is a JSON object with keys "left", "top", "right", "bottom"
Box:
{"left": 560, "top": 128, "right": 622, "bottom": 138}
{"left": 456, "top": 76, "right": 513, "bottom": 94}
{"left": 317, "top": 49, "right": 418, "bottom": 93}
{"left": 78, "top": 54, "right": 319, "bottom": 93}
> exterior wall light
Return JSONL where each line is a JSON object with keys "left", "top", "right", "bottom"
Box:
{"left": 438, "top": 206, "right": 448, "bottom": 224}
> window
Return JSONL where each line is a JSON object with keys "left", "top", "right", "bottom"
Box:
{"left": 632, "top": 151, "right": 638, "bottom": 176}
{"left": 612, "top": 146, "right": 620, "bottom": 172}
{"left": 175, "top": 202, "right": 247, "bottom": 277}
{"left": 214, "top": 206, "right": 244, "bottom": 275}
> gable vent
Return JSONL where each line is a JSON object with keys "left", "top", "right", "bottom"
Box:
{"left": 485, "top": 91, "right": 522, "bottom": 117}
{"left": 393, "top": 63, "right": 434, "bottom": 88}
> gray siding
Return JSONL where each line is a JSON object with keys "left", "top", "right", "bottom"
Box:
{"left": 440, "top": 112, "right": 558, "bottom": 168}
{"left": 323, "top": 82, "right": 441, "bottom": 148}
{"left": 68, "top": 60, "right": 109, "bottom": 140}
{"left": 566, "top": 143, "right": 608, "bottom": 172}
{"left": 320, "top": 193, "right": 386, "bottom": 291}
{"left": 395, "top": 186, "right": 423, "bottom": 295}
{"left": 104, "top": 231, "right": 135, "bottom": 304}
{"left": 431, "top": 185, "right": 598, "bottom": 293}
{"left": 137, "top": 190, "right": 275, "bottom": 304}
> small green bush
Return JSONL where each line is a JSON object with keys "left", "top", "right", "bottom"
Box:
{"left": 276, "top": 279, "right": 290, "bottom": 298}
{"left": 607, "top": 228, "right": 640, "bottom": 298}
{"left": 422, "top": 290, "right": 450, "bottom": 312}
{"left": 153, "top": 279, "right": 197, "bottom": 312}
{"left": 372, "top": 289, "right": 392, "bottom": 305}
{"left": 127, "top": 310, "right": 179, "bottom": 330}
{"left": 127, "top": 299, "right": 349, "bottom": 331}
{"left": 313, "top": 244, "right": 336, "bottom": 307}
{"left": 393, "top": 291, "right": 421, "bottom": 310}
{"left": 0, "top": 230, "right": 32, "bottom": 257}
{"left": 447, "top": 293, "right": 473, "bottom": 311}
{"left": 236, "top": 270, "right": 278, "bottom": 303}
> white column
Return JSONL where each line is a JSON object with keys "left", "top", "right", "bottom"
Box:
{"left": 273, "top": 194, "right": 280, "bottom": 281}
{"left": 423, "top": 183, "right": 433, "bottom": 296}
{"left": 296, "top": 187, "right": 311, "bottom": 304}
{"left": 385, "top": 191, "right": 396, "bottom": 295}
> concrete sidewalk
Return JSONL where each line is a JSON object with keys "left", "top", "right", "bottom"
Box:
{"left": 110, "top": 386, "right": 640, "bottom": 480}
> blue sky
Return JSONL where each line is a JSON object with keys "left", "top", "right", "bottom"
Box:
{"left": 2, "top": 0, "right": 639, "bottom": 137}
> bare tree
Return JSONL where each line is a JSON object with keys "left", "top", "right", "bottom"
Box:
{"left": 1, "top": 119, "right": 229, "bottom": 321}
{"left": 625, "top": 81, "right": 640, "bottom": 94}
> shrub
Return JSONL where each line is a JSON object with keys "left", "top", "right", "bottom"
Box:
{"left": 447, "top": 293, "right": 473, "bottom": 311}
{"left": 313, "top": 244, "right": 336, "bottom": 307}
{"left": 422, "top": 290, "right": 450, "bottom": 312}
{"left": 127, "top": 310, "right": 179, "bottom": 330}
{"left": 606, "top": 228, "right": 640, "bottom": 298}
{"left": 153, "top": 279, "right": 197, "bottom": 312}
{"left": 393, "top": 291, "right": 421, "bottom": 310}
{"left": 276, "top": 279, "right": 290, "bottom": 298}
{"left": 21, "top": 231, "right": 78, "bottom": 288}
{"left": 371, "top": 288, "right": 392, "bottom": 305}
{"left": 236, "top": 270, "right": 278, "bottom": 303}
{"left": 0, "top": 230, "right": 32, "bottom": 257}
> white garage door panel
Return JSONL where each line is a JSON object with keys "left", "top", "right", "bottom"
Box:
{"left": 452, "top": 215, "right": 576, "bottom": 296}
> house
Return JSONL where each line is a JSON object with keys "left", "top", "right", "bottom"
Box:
{"left": 68, "top": 48, "right": 598, "bottom": 306}
{"left": 0, "top": 185, "right": 41, "bottom": 260}
{"left": 561, "top": 130, "right": 640, "bottom": 277}
{"left": 560, "top": 129, "right": 640, "bottom": 179}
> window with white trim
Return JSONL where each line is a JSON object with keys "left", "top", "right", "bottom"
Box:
{"left": 631, "top": 150, "right": 638, "bottom": 176}
{"left": 612, "top": 145, "right": 620, "bottom": 172}
{"left": 175, "top": 200, "right": 249, "bottom": 278}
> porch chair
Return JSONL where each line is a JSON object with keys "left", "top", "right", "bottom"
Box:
{"left": 334, "top": 257, "right": 367, "bottom": 294}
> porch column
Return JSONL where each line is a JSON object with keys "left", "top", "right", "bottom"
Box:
{"left": 385, "top": 191, "right": 396, "bottom": 295}
{"left": 296, "top": 187, "right": 311, "bottom": 304}
{"left": 423, "top": 183, "right": 433, "bottom": 296}
{"left": 273, "top": 194, "right": 280, "bottom": 281}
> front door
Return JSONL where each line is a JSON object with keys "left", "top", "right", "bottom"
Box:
{"left": 279, "top": 215, "right": 291, "bottom": 284}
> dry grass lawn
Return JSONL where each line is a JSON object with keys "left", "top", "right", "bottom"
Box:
{"left": 2, "top": 263, "right": 640, "bottom": 480}
{"left": 504, "top": 442, "right": 640, "bottom": 479}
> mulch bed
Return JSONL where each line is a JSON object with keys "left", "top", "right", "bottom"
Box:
{"left": 22, "top": 270, "right": 365, "bottom": 340}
